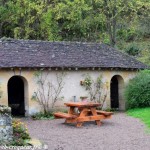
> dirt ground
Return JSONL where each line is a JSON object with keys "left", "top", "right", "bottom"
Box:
{"left": 22, "top": 113, "right": 150, "bottom": 150}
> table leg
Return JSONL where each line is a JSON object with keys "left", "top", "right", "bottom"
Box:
{"left": 68, "top": 106, "right": 75, "bottom": 114}
{"left": 75, "top": 108, "right": 89, "bottom": 127}
{"left": 95, "top": 120, "right": 102, "bottom": 126}
{"left": 76, "top": 122, "right": 83, "bottom": 127}
{"left": 90, "top": 107, "right": 102, "bottom": 126}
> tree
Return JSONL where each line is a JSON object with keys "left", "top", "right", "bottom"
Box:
{"left": 93, "top": 0, "right": 139, "bottom": 46}
{"left": 0, "top": 0, "right": 149, "bottom": 47}
{"left": 32, "top": 71, "right": 65, "bottom": 114}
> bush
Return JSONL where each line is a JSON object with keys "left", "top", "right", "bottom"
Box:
{"left": 100, "top": 33, "right": 110, "bottom": 45}
{"left": 117, "top": 29, "right": 127, "bottom": 40}
{"left": 117, "top": 28, "right": 139, "bottom": 42}
{"left": 125, "top": 70, "right": 150, "bottom": 109}
{"left": 125, "top": 43, "right": 141, "bottom": 56}
{"left": 11, "top": 119, "right": 31, "bottom": 146}
{"left": 126, "top": 28, "right": 138, "bottom": 41}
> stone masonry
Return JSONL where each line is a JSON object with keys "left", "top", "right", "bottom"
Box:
{"left": 0, "top": 105, "right": 13, "bottom": 144}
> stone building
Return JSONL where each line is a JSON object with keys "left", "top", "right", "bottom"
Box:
{"left": 0, "top": 39, "right": 148, "bottom": 116}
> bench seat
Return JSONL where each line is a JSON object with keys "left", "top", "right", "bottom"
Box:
{"left": 96, "top": 110, "right": 113, "bottom": 116}
{"left": 54, "top": 112, "right": 77, "bottom": 119}
{"left": 87, "top": 110, "right": 113, "bottom": 116}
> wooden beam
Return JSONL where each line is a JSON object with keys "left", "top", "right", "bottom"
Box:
{"left": 77, "top": 115, "right": 106, "bottom": 122}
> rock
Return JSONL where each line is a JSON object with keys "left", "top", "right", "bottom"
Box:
{"left": 26, "top": 138, "right": 43, "bottom": 147}
{"left": 25, "top": 138, "right": 48, "bottom": 149}
{"left": 0, "top": 105, "right": 13, "bottom": 143}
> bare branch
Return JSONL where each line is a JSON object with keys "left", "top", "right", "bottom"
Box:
{"left": 32, "top": 71, "right": 65, "bottom": 113}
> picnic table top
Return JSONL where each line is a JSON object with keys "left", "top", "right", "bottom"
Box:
{"left": 64, "top": 102, "right": 101, "bottom": 107}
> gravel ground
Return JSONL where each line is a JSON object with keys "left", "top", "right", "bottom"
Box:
{"left": 22, "top": 113, "right": 150, "bottom": 150}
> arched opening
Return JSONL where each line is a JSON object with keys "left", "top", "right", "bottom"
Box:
{"left": 8, "top": 76, "right": 26, "bottom": 116}
{"left": 110, "top": 75, "right": 125, "bottom": 110}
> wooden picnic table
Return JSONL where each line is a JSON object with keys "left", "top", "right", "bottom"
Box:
{"left": 54, "top": 102, "right": 113, "bottom": 127}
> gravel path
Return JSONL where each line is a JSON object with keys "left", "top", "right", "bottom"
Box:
{"left": 23, "top": 113, "right": 150, "bottom": 150}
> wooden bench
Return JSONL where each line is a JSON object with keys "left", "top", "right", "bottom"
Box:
{"left": 54, "top": 112, "right": 77, "bottom": 119}
{"left": 96, "top": 110, "right": 113, "bottom": 116}
{"left": 87, "top": 110, "right": 113, "bottom": 117}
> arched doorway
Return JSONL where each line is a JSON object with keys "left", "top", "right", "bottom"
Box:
{"left": 110, "top": 75, "right": 125, "bottom": 110}
{"left": 8, "top": 76, "right": 25, "bottom": 116}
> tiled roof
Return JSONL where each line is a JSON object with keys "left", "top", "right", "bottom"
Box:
{"left": 0, "top": 39, "right": 148, "bottom": 69}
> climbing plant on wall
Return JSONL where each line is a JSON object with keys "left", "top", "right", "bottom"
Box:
{"left": 81, "top": 74, "right": 108, "bottom": 109}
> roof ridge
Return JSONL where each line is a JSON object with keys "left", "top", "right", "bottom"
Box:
{"left": 0, "top": 38, "right": 107, "bottom": 46}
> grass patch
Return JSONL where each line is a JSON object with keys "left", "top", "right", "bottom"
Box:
{"left": 127, "top": 107, "right": 150, "bottom": 131}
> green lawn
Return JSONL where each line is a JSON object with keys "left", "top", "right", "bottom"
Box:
{"left": 127, "top": 108, "right": 150, "bottom": 130}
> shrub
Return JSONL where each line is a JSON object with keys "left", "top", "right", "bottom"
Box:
{"left": 117, "top": 29, "right": 127, "bottom": 40}
{"left": 125, "top": 70, "right": 150, "bottom": 109}
{"left": 11, "top": 119, "right": 31, "bottom": 146}
{"left": 125, "top": 43, "right": 141, "bottom": 56}
{"left": 117, "top": 28, "right": 139, "bottom": 42}
{"left": 100, "top": 33, "right": 110, "bottom": 45}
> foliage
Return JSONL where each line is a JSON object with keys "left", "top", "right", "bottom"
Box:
{"left": 0, "top": 0, "right": 150, "bottom": 64}
{"left": 125, "top": 43, "right": 140, "bottom": 56}
{"left": 31, "top": 112, "right": 54, "bottom": 120}
{"left": 125, "top": 70, "right": 150, "bottom": 109}
{"left": 127, "top": 107, "right": 150, "bottom": 130}
{"left": 81, "top": 74, "right": 108, "bottom": 109}
{"left": 11, "top": 119, "right": 30, "bottom": 146}
{"left": 118, "top": 39, "right": 150, "bottom": 66}
{"left": 32, "top": 71, "right": 65, "bottom": 114}
{"left": 138, "top": 49, "right": 150, "bottom": 66}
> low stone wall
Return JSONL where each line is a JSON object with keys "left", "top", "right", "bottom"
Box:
{"left": 0, "top": 105, "right": 13, "bottom": 144}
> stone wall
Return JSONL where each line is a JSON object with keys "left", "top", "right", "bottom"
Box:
{"left": 0, "top": 105, "right": 13, "bottom": 144}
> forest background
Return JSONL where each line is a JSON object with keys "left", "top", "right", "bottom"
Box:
{"left": 0, "top": 0, "right": 150, "bottom": 65}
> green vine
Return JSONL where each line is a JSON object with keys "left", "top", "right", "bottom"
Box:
{"left": 81, "top": 74, "right": 108, "bottom": 109}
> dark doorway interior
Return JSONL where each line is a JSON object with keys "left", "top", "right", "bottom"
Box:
{"left": 8, "top": 76, "right": 25, "bottom": 116}
{"left": 111, "top": 76, "right": 119, "bottom": 109}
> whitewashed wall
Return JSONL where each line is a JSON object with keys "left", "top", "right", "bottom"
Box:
{"left": 0, "top": 69, "right": 137, "bottom": 115}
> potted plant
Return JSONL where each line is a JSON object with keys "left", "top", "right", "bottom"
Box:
{"left": 80, "top": 96, "right": 88, "bottom": 102}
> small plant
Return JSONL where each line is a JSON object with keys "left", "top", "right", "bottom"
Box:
{"left": 11, "top": 119, "right": 30, "bottom": 146}
{"left": 31, "top": 112, "right": 54, "bottom": 120}
{"left": 125, "top": 28, "right": 138, "bottom": 42}
{"left": 125, "top": 43, "right": 141, "bottom": 56}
